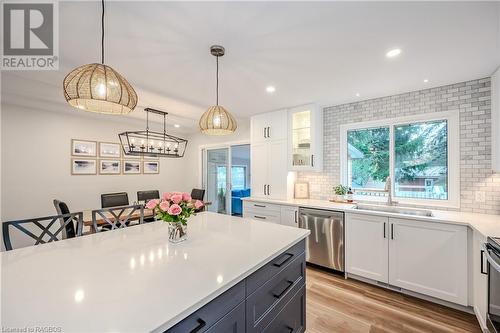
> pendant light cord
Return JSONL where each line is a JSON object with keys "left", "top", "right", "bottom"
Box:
{"left": 101, "top": 0, "right": 105, "bottom": 64}
{"left": 216, "top": 55, "right": 219, "bottom": 106}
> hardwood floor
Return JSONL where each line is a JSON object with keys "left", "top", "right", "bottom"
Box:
{"left": 306, "top": 267, "right": 481, "bottom": 333}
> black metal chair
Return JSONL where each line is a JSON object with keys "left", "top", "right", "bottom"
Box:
{"left": 137, "top": 190, "right": 160, "bottom": 203}
{"left": 191, "top": 188, "right": 205, "bottom": 201}
{"left": 53, "top": 199, "right": 77, "bottom": 239}
{"left": 101, "top": 192, "right": 129, "bottom": 208}
{"left": 2, "top": 213, "right": 84, "bottom": 251}
{"left": 92, "top": 204, "right": 144, "bottom": 232}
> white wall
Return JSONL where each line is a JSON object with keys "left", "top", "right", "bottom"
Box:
{"left": 1, "top": 105, "right": 188, "bottom": 221}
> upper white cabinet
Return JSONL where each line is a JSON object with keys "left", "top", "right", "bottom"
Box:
{"left": 250, "top": 110, "right": 293, "bottom": 200}
{"left": 345, "top": 213, "right": 468, "bottom": 306}
{"left": 492, "top": 68, "right": 500, "bottom": 172}
{"left": 251, "top": 110, "right": 287, "bottom": 143}
{"left": 288, "top": 104, "right": 323, "bottom": 171}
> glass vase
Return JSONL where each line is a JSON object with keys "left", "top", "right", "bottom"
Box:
{"left": 167, "top": 222, "right": 187, "bottom": 243}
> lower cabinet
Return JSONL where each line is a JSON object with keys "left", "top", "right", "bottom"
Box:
{"left": 280, "top": 206, "right": 299, "bottom": 227}
{"left": 165, "top": 240, "right": 306, "bottom": 333}
{"left": 345, "top": 213, "right": 468, "bottom": 306}
{"left": 243, "top": 201, "right": 299, "bottom": 228}
{"left": 472, "top": 230, "right": 488, "bottom": 329}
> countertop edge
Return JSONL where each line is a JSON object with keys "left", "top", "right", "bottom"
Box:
{"left": 151, "top": 231, "right": 310, "bottom": 333}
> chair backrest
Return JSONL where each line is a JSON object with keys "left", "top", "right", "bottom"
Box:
{"left": 92, "top": 204, "right": 144, "bottom": 232}
{"left": 2, "top": 213, "right": 84, "bottom": 251}
{"left": 53, "top": 199, "right": 77, "bottom": 239}
{"left": 101, "top": 192, "right": 129, "bottom": 208}
{"left": 137, "top": 190, "right": 160, "bottom": 203}
{"left": 191, "top": 188, "right": 205, "bottom": 201}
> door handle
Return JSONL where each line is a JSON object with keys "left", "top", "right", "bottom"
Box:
{"left": 481, "top": 249, "right": 488, "bottom": 275}
{"left": 482, "top": 243, "right": 500, "bottom": 273}
{"left": 267, "top": 185, "right": 271, "bottom": 196}
{"left": 267, "top": 126, "right": 271, "bottom": 138}
{"left": 189, "top": 318, "right": 206, "bottom": 333}
{"left": 263, "top": 184, "right": 266, "bottom": 195}
{"left": 391, "top": 224, "right": 394, "bottom": 240}
{"left": 383, "top": 222, "right": 386, "bottom": 238}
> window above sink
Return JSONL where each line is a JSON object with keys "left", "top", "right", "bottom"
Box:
{"left": 340, "top": 111, "right": 459, "bottom": 208}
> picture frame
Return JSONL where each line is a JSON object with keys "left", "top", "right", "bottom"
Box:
{"left": 143, "top": 161, "right": 160, "bottom": 174}
{"left": 72, "top": 139, "right": 97, "bottom": 157}
{"left": 71, "top": 159, "right": 97, "bottom": 175}
{"left": 99, "top": 160, "right": 121, "bottom": 175}
{"left": 99, "top": 142, "right": 121, "bottom": 158}
{"left": 294, "top": 182, "right": 310, "bottom": 199}
{"left": 123, "top": 160, "right": 141, "bottom": 174}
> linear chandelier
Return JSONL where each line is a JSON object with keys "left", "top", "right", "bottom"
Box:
{"left": 63, "top": 0, "right": 137, "bottom": 115}
{"left": 118, "top": 108, "right": 188, "bottom": 158}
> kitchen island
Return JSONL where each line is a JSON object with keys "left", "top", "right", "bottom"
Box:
{"left": 2, "top": 212, "right": 310, "bottom": 332}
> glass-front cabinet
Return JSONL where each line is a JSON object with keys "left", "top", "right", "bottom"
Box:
{"left": 288, "top": 104, "right": 323, "bottom": 171}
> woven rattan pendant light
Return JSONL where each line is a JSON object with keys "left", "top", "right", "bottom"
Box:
{"left": 199, "top": 45, "right": 237, "bottom": 135}
{"left": 63, "top": 0, "right": 137, "bottom": 115}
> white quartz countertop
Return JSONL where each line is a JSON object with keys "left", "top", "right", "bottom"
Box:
{"left": 1, "top": 212, "right": 310, "bottom": 333}
{"left": 242, "top": 197, "right": 500, "bottom": 238}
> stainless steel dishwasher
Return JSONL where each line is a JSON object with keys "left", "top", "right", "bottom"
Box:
{"left": 298, "top": 208, "right": 344, "bottom": 272}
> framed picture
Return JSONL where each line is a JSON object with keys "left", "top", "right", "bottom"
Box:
{"left": 143, "top": 161, "right": 160, "bottom": 174}
{"left": 123, "top": 160, "right": 141, "bottom": 174}
{"left": 294, "top": 182, "right": 310, "bottom": 199}
{"left": 72, "top": 139, "right": 97, "bottom": 157}
{"left": 71, "top": 159, "right": 97, "bottom": 175}
{"left": 99, "top": 160, "right": 121, "bottom": 175}
{"left": 99, "top": 142, "right": 121, "bottom": 158}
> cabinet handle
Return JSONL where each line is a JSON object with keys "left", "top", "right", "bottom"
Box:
{"left": 273, "top": 253, "right": 293, "bottom": 267}
{"left": 295, "top": 210, "right": 298, "bottom": 223}
{"left": 267, "top": 126, "right": 271, "bottom": 138}
{"left": 481, "top": 249, "right": 488, "bottom": 275}
{"left": 311, "top": 154, "right": 314, "bottom": 167}
{"left": 264, "top": 127, "right": 267, "bottom": 138}
{"left": 383, "top": 222, "right": 386, "bottom": 238}
{"left": 272, "top": 279, "right": 294, "bottom": 299}
{"left": 286, "top": 326, "right": 294, "bottom": 333}
{"left": 267, "top": 185, "right": 271, "bottom": 196}
{"left": 254, "top": 204, "right": 266, "bottom": 208}
{"left": 263, "top": 184, "right": 267, "bottom": 195}
{"left": 254, "top": 215, "right": 266, "bottom": 220}
{"left": 391, "top": 224, "right": 394, "bottom": 240}
{"left": 189, "top": 318, "right": 206, "bottom": 333}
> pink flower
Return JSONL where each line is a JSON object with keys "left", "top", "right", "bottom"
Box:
{"left": 159, "top": 200, "right": 170, "bottom": 211}
{"left": 162, "top": 192, "right": 172, "bottom": 201}
{"left": 171, "top": 194, "right": 183, "bottom": 204}
{"left": 182, "top": 193, "right": 192, "bottom": 202}
{"left": 168, "top": 204, "right": 182, "bottom": 216}
{"left": 145, "top": 199, "right": 159, "bottom": 209}
{"left": 194, "top": 200, "right": 204, "bottom": 210}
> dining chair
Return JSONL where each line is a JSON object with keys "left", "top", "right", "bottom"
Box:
{"left": 101, "top": 192, "right": 129, "bottom": 208}
{"left": 91, "top": 204, "right": 144, "bottom": 232}
{"left": 2, "top": 213, "right": 84, "bottom": 251}
{"left": 191, "top": 188, "right": 205, "bottom": 201}
{"left": 53, "top": 199, "right": 77, "bottom": 239}
{"left": 137, "top": 190, "right": 160, "bottom": 203}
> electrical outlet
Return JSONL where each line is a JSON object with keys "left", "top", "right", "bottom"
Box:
{"left": 475, "top": 191, "right": 486, "bottom": 203}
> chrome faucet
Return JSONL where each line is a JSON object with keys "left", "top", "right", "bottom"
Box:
{"left": 384, "top": 176, "right": 397, "bottom": 206}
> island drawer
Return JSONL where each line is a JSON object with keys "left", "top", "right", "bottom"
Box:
{"left": 246, "top": 239, "right": 305, "bottom": 295}
{"left": 262, "top": 285, "right": 306, "bottom": 333}
{"left": 246, "top": 252, "right": 306, "bottom": 333}
{"left": 165, "top": 280, "right": 245, "bottom": 333}
{"left": 205, "top": 301, "right": 245, "bottom": 333}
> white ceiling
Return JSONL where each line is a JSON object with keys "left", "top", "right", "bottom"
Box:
{"left": 3, "top": 1, "right": 500, "bottom": 133}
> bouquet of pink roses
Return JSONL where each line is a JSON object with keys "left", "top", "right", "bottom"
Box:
{"left": 145, "top": 192, "right": 204, "bottom": 225}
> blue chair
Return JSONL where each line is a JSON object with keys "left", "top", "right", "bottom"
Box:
{"left": 231, "top": 188, "right": 251, "bottom": 216}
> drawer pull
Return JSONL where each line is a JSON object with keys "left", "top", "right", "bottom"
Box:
{"left": 189, "top": 318, "right": 206, "bottom": 333}
{"left": 273, "top": 253, "right": 293, "bottom": 267}
{"left": 254, "top": 215, "right": 266, "bottom": 220}
{"left": 287, "top": 326, "right": 294, "bottom": 333}
{"left": 272, "top": 280, "right": 294, "bottom": 299}
{"left": 254, "top": 204, "right": 266, "bottom": 208}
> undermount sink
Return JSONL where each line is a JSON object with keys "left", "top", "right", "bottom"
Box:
{"left": 353, "top": 204, "right": 433, "bottom": 217}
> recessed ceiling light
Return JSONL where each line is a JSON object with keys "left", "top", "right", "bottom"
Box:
{"left": 423, "top": 79, "right": 429, "bottom": 83}
{"left": 386, "top": 48, "right": 402, "bottom": 58}
{"left": 174, "top": 124, "right": 180, "bottom": 128}
{"left": 356, "top": 93, "right": 360, "bottom": 97}
{"left": 266, "top": 86, "right": 276, "bottom": 93}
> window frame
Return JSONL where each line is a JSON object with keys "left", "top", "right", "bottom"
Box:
{"left": 340, "top": 111, "right": 460, "bottom": 208}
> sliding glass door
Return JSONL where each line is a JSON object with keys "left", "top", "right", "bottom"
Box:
{"left": 203, "top": 144, "right": 251, "bottom": 216}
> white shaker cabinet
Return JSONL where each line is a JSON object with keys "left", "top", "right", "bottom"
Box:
{"left": 251, "top": 110, "right": 287, "bottom": 144}
{"left": 280, "top": 206, "right": 299, "bottom": 227}
{"left": 288, "top": 104, "right": 323, "bottom": 171}
{"left": 472, "top": 230, "right": 488, "bottom": 330}
{"left": 345, "top": 213, "right": 389, "bottom": 283}
{"left": 388, "top": 218, "right": 468, "bottom": 306}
